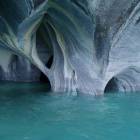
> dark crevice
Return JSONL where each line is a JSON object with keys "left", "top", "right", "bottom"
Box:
{"left": 104, "top": 77, "right": 119, "bottom": 93}
{"left": 39, "top": 72, "right": 51, "bottom": 90}
{"left": 39, "top": 55, "right": 53, "bottom": 86}
{"left": 46, "top": 55, "right": 53, "bottom": 69}
{"left": 40, "top": 72, "right": 49, "bottom": 83}
{"left": 35, "top": 19, "right": 54, "bottom": 91}
{"left": 36, "top": 19, "right": 54, "bottom": 70}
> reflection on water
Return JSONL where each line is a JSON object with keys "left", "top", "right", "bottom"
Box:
{"left": 0, "top": 82, "right": 140, "bottom": 140}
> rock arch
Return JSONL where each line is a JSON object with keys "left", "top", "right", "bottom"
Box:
{"left": 104, "top": 67, "right": 140, "bottom": 93}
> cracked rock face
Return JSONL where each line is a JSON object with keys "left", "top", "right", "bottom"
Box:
{"left": 0, "top": 0, "right": 140, "bottom": 95}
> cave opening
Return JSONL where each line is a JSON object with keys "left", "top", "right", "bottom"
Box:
{"left": 39, "top": 55, "right": 53, "bottom": 84}
{"left": 46, "top": 55, "right": 53, "bottom": 69}
{"left": 39, "top": 70, "right": 51, "bottom": 91}
{"left": 39, "top": 59, "right": 52, "bottom": 91}
{"left": 38, "top": 56, "right": 53, "bottom": 91}
{"left": 39, "top": 71, "right": 50, "bottom": 83}
{"left": 35, "top": 20, "right": 54, "bottom": 90}
{"left": 104, "top": 77, "right": 119, "bottom": 93}
{"left": 36, "top": 20, "right": 54, "bottom": 69}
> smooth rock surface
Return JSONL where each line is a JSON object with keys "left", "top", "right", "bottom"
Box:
{"left": 0, "top": 0, "right": 140, "bottom": 95}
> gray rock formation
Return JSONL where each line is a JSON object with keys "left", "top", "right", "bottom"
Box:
{"left": 0, "top": 0, "right": 140, "bottom": 95}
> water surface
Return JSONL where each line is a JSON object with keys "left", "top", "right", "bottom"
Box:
{"left": 0, "top": 82, "right": 140, "bottom": 140}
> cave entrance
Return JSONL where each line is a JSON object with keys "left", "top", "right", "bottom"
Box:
{"left": 104, "top": 77, "right": 119, "bottom": 93}
{"left": 46, "top": 55, "right": 53, "bottom": 69}
{"left": 40, "top": 72, "right": 50, "bottom": 83}
{"left": 39, "top": 55, "right": 53, "bottom": 83}
{"left": 35, "top": 19, "right": 54, "bottom": 91}
{"left": 39, "top": 72, "right": 51, "bottom": 91}
{"left": 39, "top": 55, "right": 54, "bottom": 91}
{"left": 40, "top": 73, "right": 51, "bottom": 90}
{"left": 36, "top": 20, "right": 54, "bottom": 69}
{"left": 39, "top": 69, "right": 52, "bottom": 91}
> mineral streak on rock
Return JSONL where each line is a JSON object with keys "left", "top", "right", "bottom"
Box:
{"left": 0, "top": 0, "right": 140, "bottom": 95}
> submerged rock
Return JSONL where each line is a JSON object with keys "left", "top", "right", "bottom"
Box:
{"left": 0, "top": 0, "right": 140, "bottom": 95}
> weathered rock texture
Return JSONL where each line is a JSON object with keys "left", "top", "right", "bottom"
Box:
{"left": 0, "top": 0, "right": 140, "bottom": 95}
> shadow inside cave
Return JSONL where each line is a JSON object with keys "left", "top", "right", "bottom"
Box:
{"left": 104, "top": 77, "right": 119, "bottom": 93}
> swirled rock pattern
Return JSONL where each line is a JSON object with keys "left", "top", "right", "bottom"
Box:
{"left": 0, "top": 0, "right": 140, "bottom": 95}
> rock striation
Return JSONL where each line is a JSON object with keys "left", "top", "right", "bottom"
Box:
{"left": 0, "top": 0, "right": 140, "bottom": 95}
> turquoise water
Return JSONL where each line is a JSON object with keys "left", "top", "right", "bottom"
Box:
{"left": 0, "top": 83, "right": 140, "bottom": 140}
